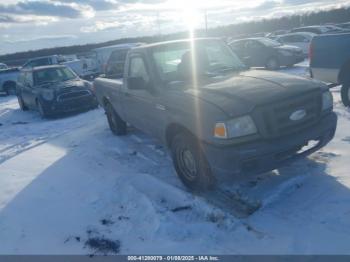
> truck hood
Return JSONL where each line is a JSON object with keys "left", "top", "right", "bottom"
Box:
{"left": 185, "top": 70, "right": 323, "bottom": 117}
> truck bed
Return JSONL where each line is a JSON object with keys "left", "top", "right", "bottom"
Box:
{"left": 93, "top": 77, "right": 123, "bottom": 106}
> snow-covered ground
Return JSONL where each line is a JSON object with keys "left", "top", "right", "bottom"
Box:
{"left": 0, "top": 62, "right": 350, "bottom": 255}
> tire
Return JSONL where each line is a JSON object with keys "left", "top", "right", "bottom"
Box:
{"left": 37, "top": 100, "right": 49, "bottom": 118}
{"left": 266, "top": 57, "right": 280, "bottom": 70}
{"left": 105, "top": 102, "right": 127, "bottom": 136}
{"left": 341, "top": 84, "right": 350, "bottom": 107}
{"left": 17, "top": 94, "right": 28, "bottom": 111}
{"left": 4, "top": 82, "right": 16, "bottom": 96}
{"left": 170, "top": 132, "right": 216, "bottom": 192}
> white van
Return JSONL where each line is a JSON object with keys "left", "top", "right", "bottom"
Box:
{"left": 92, "top": 43, "right": 143, "bottom": 74}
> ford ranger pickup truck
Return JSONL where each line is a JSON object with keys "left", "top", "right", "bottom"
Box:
{"left": 94, "top": 38, "right": 337, "bottom": 191}
{"left": 309, "top": 33, "right": 350, "bottom": 107}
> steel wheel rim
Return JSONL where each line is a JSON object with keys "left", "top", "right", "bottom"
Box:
{"left": 178, "top": 148, "right": 197, "bottom": 181}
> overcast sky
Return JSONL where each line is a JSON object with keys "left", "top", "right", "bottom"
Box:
{"left": 1, "top": 0, "right": 350, "bottom": 55}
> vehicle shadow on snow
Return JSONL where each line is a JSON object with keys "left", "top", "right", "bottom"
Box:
{"left": 0, "top": 120, "right": 349, "bottom": 254}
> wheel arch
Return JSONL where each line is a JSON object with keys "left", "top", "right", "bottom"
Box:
{"left": 165, "top": 123, "right": 197, "bottom": 149}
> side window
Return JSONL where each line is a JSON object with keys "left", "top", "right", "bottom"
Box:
{"left": 246, "top": 40, "right": 261, "bottom": 50}
{"left": 281, "top": 36, "right": 294, "bottom": 42}
{"left": 293, "top": 35, "right": 305, "bottom": 42}
{"left": 128, "top": 56, "right": 149, "bottom": 83}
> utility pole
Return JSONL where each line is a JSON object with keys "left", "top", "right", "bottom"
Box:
{"left": 204, "top": 9, "right": 208, "bottom": 36}
{"left": 156, "top": 12, "right": 161, "bottom": 37}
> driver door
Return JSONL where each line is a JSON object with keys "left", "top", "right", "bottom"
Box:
{"left": 122, "top": 54, "right": 160, "bottom": 136}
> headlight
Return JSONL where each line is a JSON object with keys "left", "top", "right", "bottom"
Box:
{"left": 322, "top": 91, "right": 333, "bottom": 111}
{"left": 42, "top": 90, "right": 55, "bottom": 101}
{"left": 214, "top": 115, "right": 257, "bottom": 139}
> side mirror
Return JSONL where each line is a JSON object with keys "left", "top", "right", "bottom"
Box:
{"left": 127, "top": 76, "right": 147, "bottom": 90}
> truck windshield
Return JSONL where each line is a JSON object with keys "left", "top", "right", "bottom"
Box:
{"left": 34, "top": 67, "right": 77, "bottom": 86}
{"left": 152, "top": 39, "right": 246, "bottom": 83}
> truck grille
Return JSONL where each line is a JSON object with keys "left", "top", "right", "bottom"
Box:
{"left": 254, "top": 91, "right": 322, "bottom": 139}
{"left": 57, "top": 90, "right": 91, "bottom": 101}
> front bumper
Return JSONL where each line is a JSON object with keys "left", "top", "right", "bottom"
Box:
{"left": 202, "top": 112, "right": 337, "bottom": 177}
{"left": 41, "top": 94, "right": 98, "bottom": 115}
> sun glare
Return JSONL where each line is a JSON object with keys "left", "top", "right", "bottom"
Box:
{"left": 179, "top": 0, "right": 202, "bottom": 30}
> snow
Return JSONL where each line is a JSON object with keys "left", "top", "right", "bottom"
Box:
{"left": 0, "top": 61, "right": 350, "bottom": 255}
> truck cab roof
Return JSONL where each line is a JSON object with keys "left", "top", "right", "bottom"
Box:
{"left": 21, "top": 65, "right": 67, "bottom": 72}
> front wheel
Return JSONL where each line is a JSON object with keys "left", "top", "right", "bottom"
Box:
{"left": 341, "top": 84, "right": 350, "bottom": 107}
{"left": 105, "top": 102, "right": 127, "bottom": 136}
{"left": 171, "top": 132, "right": 216, "bottom": 192}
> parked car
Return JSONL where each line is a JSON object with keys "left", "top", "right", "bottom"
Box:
{"left": 94, "top": 38, "right": 337, "bottom": 191}
{"left": 266, "top": 30, "right": 290, "bottom": 39}
{"left": 104, "top": 47, "right": 132, "bottom": 79}
{"left": 323, "top": 25, "right": 350, "bottom": 33}
{"left": 276, "top": 32, "right": 316, "bottom": 57}
{"left": 310, "top": 33, "right": 350, "bottom": 107}
{"left": 22, "top": 55, "right": 98, "bottom": 79}
{"left": 16, "top": 65, "right": 98, "bottom": 117}
{"left": 0, "top": 67, "right": 20, "bottom": 95}
{"left": 229, "top": 37, "right": 304, "bottom": 70}
{"left": 290, "top": 25, "right": 342, "bottom": 35}
{"left": 336, "top": 22, "right": 350, "bottom": 30}
{"left": 0, "top": 63, "right": 8, "bottom": 71}
{"left": 92, "top": 43, "right": 143, "bottom": 74}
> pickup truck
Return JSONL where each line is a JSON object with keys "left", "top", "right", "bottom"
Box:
{"left": 94, "top": 38, "right": 337, "bottom": 192}
{"left": 310, "top": 33, "right": 350, "bottom": 107}
{"left": 22, "top": 55, "right": 99, "bottom": 80}
{"left": 0, "top": 67, "right": 20, "bottom": 95}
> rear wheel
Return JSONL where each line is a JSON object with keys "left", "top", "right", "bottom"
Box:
{"left": 17, "top": 94, "right": 28, "bottom": 111}
{"left": 105, "top": 102, "right": 127, "bottom": 136}
{"left": 341, "top": 84, "right": 350, "bottom": 107}
{"left": 170, "top": 132, "right": 216, "bottom": 192}
{"left": 266, "top": 57, "right": 280, "bottom": 70}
